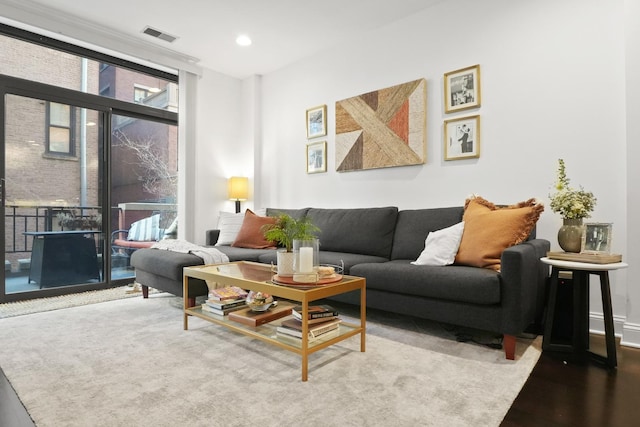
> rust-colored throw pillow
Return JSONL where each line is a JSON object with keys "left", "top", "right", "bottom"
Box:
{"left": 231, "top": 209, "right": 277, "bottom": 249}
{"left": 454, "top": 196, "right": 544, "bottom": 271}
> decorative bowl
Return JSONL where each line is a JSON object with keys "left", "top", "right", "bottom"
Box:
{"left": 246, "top": 291, "right": 274, "bottom": 312}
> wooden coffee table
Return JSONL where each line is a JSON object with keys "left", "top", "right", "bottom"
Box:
{"left": 183, "top": 261, "right": 366, "bottom": 381}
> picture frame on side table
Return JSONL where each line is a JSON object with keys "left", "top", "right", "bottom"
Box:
{"left": 306, "top": 105, "right": 327, "bottom": 139}
{"left": 444, "top": 115, "right": 480, "bottom": 161}
{"left": 307, "top": 141, "right": 327, "bottom": 173}
{"left": 581, "top": 223, "right": 613, "bottom": 254}
{"left": 444, "top": 64, "right": 481, "bottom": 113}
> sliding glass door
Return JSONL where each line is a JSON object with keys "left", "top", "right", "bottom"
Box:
{"left": 3, "top": 92, "right": 106, "bottom": 297}
{"left": 109, "top": 114, "right": 178, "bottom": 280}
{"left": 1, "top": 25, "right": 180, "bottom": 303}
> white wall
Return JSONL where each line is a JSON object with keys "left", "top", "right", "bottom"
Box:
{"left": 185, "top": 0, "right": 637, "bottom": 345}
{"left": 623, "top": 0, "right": 640, "bottom": 347}
{"left": 192, "top": 69, "right": 244, "bottom": 244}
{"left": 191, "top": 71, "right": 264, "bottom": 244}
{"left": 251, "top": 0, "right": 635, "bottom": 343}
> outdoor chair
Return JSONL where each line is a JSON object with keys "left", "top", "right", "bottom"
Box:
{"left": 112, "top": 214, "right": 177, "bottom": 259}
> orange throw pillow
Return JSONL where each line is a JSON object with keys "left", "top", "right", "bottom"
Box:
{"left": 231, "top": 209, "right": 277, "bottom": 249}
{"left": 454, "top": 196, "right": 544, "bottom": 271}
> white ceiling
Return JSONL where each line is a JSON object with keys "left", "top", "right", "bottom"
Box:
{"left": 3, "top": 0, "right": 444, "bottom": 78}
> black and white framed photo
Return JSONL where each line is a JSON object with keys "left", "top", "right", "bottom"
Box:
{"left": 444, "top": 115, "right": 480, "bottom": 160}
{"left": 444, "top": 64, "right": 481, "bottom": 113}
{"left": 306, "top": 141, "right": 327, "bottom": 173}
{"left": 306, "top": 105, "right": 327, "bottom": 139}
{"left": 581, "top": 223, "right": 613, "bottom": 254}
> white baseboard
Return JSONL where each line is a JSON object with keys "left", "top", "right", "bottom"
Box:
{"left": 589, "top": 312, "right": 640, "bottom": 348}
{"left": 620, "top": 322, "right": 640, "bottom": 349}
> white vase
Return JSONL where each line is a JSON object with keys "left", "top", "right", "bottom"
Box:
{"left": 276, "top": 250, "right": 295, "bottom": 277}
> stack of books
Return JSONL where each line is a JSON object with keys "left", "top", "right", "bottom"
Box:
{"left": 276, "top": 304, "right": 341, "bottom": 342}
{"left": 201, "top": 286, "right": 248, "bottom": 316}
{"left": 228, "top": 304, "right": 293, "bottom": 327}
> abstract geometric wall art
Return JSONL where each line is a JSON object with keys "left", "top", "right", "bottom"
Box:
{"left": 335, "top": 78, "right": 426, "bottom": 172}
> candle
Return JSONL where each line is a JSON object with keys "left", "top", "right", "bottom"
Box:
{"left": 299, "top": 247, "right": 314, "bottom": 273}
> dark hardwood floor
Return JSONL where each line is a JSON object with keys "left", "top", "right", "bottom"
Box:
{"left": 2, "top": 334, "right": 639, "bottom": 427}
{"left": 502, "top": 335, "right": 640, "bottom": 427}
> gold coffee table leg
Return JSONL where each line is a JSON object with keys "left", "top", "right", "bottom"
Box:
{"left": 302, "top": 353, "right": 308, "bottom": 382}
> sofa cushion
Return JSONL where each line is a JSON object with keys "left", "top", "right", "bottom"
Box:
{"left": 411, "top": 221, "right": 465, "bottom": 266}
{"left": 391, "top": 207, "right": 464, "bottom": 260}
{"left": 131, "top": 249, "right": 203, "bottom": 282}
{"left": 214, "top": 246, "right": 276, "bottom": 262}
{"left": 350, "top": 260, "right": 501, "bottom": 305}
{"left": 455, "top": 196, "right": 544, "bottom": 271}
{"left": 216, "top": 209, "right": 267, "bottom": 246}
{"left": 256, "top": 250, "right": 389, "bottom": 275}
{"left": 231, "top": 209, "right": 277, "bottom": 249}
{"left": 266, "top": 208, "right": 310, "bottom": 220}
{"left": 306, "top": 207, "right": 398, "bottom": 258}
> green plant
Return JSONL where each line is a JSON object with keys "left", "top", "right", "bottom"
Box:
{"left": 56, "top": 211, "right": 102, "bottom": 230}
{"left": 549, "top": 159, "right": 597, "bottom": 220}
{"left": 261, "top": 213, "right": 320, "bottom": 252}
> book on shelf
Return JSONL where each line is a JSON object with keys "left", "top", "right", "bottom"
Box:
{"left": 228, "top": 304, "right": 293, "bottom": 327}
{"left": 292, "top": 304, "right": 339, "bottom": 321}
{"left": 204, "top": 298, "right": 247, "bottom": 310}
{"left": 201, "top": 303, "right": 248, "bottom": 316}
{"left": 277, "top": 326, "right": 341, "bottom": 343}
{"left": 298, "top": 315, "right": 340, "bottom": 325}
{"left": 277, "top": 318, "right": 342, "bottom": 339}
{"left": 208, "top": 286, "right": 248, "bottom": 301}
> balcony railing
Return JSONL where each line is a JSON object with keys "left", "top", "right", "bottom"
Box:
{"left": 4, "top": 205, "right": 102, "bottom": 254}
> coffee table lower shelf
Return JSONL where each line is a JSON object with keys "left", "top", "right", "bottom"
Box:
{"left": 186, "top": 303, "right": 363, "bottom": 353}
{"left": 182, "top": 261, "right": 367, "bottom": 381}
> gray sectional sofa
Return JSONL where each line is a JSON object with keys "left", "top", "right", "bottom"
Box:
{"left": 131, "top": 206, "right": 550, "bottom": 359}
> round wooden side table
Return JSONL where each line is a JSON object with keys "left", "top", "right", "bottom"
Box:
{"left": 540, "top": 257, "right": 628, "bottom": 368}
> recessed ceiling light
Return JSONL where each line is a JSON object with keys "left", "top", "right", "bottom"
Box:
{"left": 236, "top": 35, "right": 252, "bottom": 46}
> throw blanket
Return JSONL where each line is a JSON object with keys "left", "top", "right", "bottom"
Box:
{"left": 151, "top": 239, "right": 229, "bottom": 264}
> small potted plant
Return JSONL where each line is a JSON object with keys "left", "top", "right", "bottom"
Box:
{"left": 57, "top": 211, "right": 102, "bottom": 230}
{"left": 262, "top": 213, "right": 320, "bottom": 276}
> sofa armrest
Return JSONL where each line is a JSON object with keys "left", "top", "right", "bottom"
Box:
{"left": 206, "top": 229, "right": 220, "bottom": 246}
{"left": 499, "top": 238, "right": 551, "bottom": 335}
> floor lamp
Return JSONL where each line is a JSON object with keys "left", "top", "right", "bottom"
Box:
{"left": 228, "top": 176, "right": 248, "bottom": 213}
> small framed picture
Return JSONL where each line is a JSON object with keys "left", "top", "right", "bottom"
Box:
{"left": 444, "top": 115, "right": 480, "bottom": 160}
{"left": 444, "top": 64, "right": 481, "bottom": 113}
{"left": 306, "top": 105, "right": 327, "bottom": 139}
{"left": 306, "top": 141, "right": 327, "bottom": 173}
{"left": 581, "top": 223, "right": 613, "bottom": 254}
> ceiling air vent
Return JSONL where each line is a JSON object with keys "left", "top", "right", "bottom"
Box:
{"left": 142, "top": 26, "right": 177, "bottom": 43}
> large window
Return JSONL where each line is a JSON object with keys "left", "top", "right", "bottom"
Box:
{"left": 1, "top": 24, "right": 179, "bottom": 303}
{"left": 0, "top": 23, "right": 177, "bottom": 112}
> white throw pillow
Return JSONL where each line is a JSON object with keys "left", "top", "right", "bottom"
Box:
{"left": 216, "top": 209, "right": 266, "bottom": 246}
{"left": 411, "top": 221, "right": 465, "bottom": 266}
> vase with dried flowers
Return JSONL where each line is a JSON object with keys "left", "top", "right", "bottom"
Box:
{"left": 549, "top": 159, "right": 597, "bottom": 252}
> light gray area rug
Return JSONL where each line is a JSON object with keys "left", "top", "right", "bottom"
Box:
{"left": 0, "top": 295, "right": 540, "bottom": 427}
{"left": 0, "top": 285, "right": 144, "bottom": 319}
